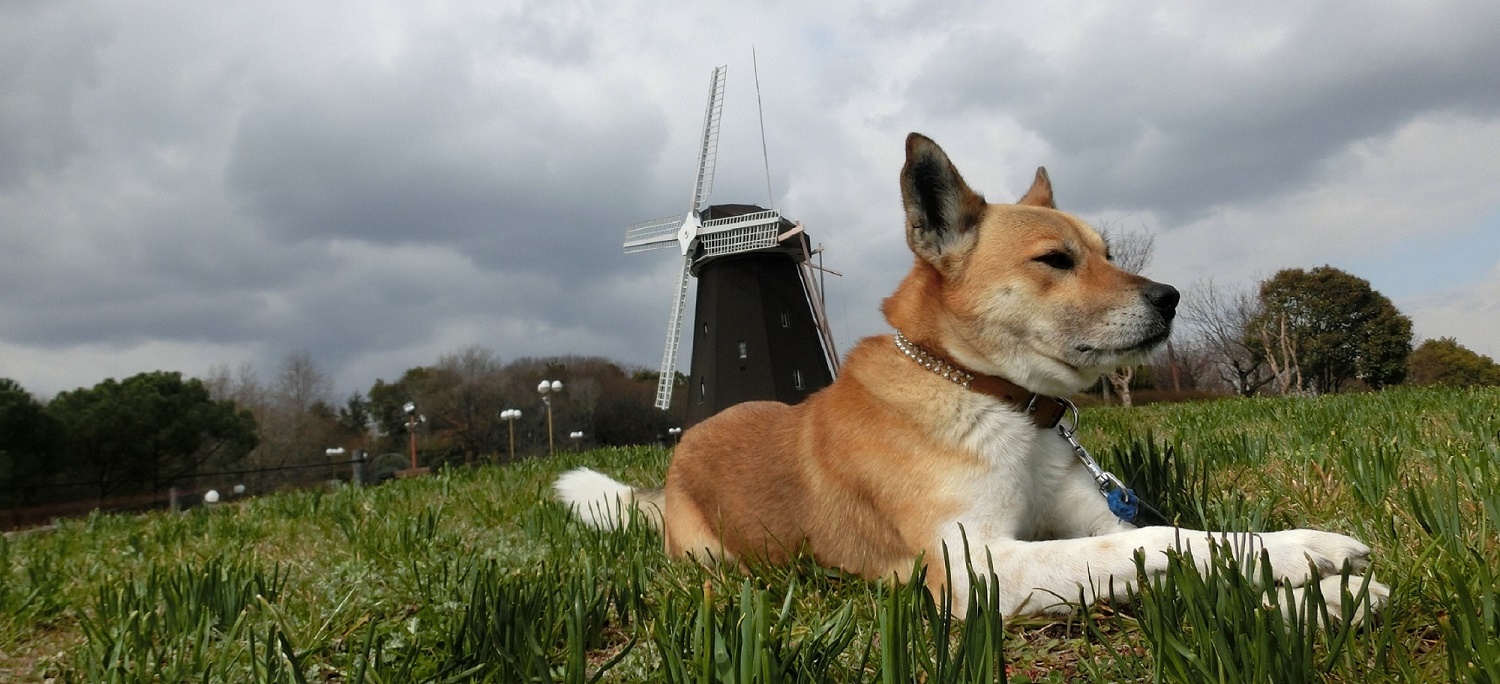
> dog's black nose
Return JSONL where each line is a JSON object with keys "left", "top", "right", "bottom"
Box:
{"left": 1143, "top": 282, "right": 1179, "bottom": 320}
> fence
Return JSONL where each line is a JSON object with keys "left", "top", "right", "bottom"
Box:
{"left": 1, "top": 454, "right": 375, "bottom": 532}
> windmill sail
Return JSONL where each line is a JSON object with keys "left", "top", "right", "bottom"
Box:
{"left": 623, "top": 215, "right": 684, "bottom": 253}
{"left": 690, "top": 67, "right": 727, "bottom": 214}
{"left": 630, "top": 65, "right": 728, "bottom": 410}
{"left": 655, "top": 254, "right": 693, "bottom": 409}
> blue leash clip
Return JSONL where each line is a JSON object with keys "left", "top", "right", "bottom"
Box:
{"left": 1105, "top": 487, "right": 1140, "bottom": 524}
{"left": 1057, "top": 400, "right": 1139, "bottom": 524}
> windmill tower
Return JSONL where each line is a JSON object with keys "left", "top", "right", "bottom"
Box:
{"left": 624, "top": 65, "right": 839, "bottom": 428}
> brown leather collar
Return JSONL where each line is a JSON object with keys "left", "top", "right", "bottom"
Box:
{"left": 893, "top": 331, "right": 1070, "bottom": 430}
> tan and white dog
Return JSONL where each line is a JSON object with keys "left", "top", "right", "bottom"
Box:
{"left": 557, "top": 133, "right": 1386, "bottom": 618}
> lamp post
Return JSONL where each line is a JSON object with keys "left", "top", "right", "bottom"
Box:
{"left": 667, "top": 426, "right": 682, "bottom": 445}
{"left": 500, "top": 409, "right": 522, "bottom": 461}
{"left": 537, "top": 380, "right": 563, "bottom": 456}
{"left": 569, "top": 430, "right": 584, "bottom": 451}
{"left": 402, "top": 402, "right": 427, "bottom": 473}
{"left": 329, "top": 447, "right": 361, "bottom": 485}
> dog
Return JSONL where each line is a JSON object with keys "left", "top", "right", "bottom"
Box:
{"left": 557, "top": 133, "right": 1387, "bottom": 619}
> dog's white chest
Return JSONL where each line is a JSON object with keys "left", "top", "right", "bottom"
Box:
{"left": 933, "top": 401, "right": 1076, "bottom": 543}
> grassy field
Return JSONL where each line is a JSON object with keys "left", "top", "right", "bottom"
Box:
{"left": 2, "top": 385, "right": 1497, "bottom": 682}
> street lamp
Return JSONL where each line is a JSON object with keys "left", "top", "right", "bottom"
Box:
{"left": 329, "top": 447, "right": 363, "bottom": 485}
{"left": 569, "top": 430, "right": 584, "bottom": 451}
{"left": 667, "top": 426, "right": 682, "bottom": 445}
{"left": 500, "top": 409, "right": 522, "bottom": 461}
{"left": 537, "top": 380, "right": 563, "bottom": 456}
{"left": 403, "top": 402, "right": 427, "bottom": 472}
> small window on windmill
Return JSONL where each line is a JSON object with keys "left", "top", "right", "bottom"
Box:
{"left": 699, "top": 379, "right": 706, "bottom": 404}
{"left": 737, "top": 341, "right": 748, "bottom": 359}
{"left": 703, "top": 323, "right": 709, "bottom": 337}
{"left": 780, "top": 311, "right": 791, "bottom": 328}
{"left": 793, "top": 369, "right": 805, "bottom": 390}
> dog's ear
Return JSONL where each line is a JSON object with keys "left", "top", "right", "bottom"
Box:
{"left": 1017, "top": 167, "right": 1055, "bottom": 208}
{"left": 901, "top": 133, "right": 985, "bottom": 264}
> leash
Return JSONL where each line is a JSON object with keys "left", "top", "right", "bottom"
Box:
{"left": 1056, "top": 399, "right": 1171, "bottom": 526}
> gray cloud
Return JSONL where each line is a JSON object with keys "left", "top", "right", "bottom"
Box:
{"left": 2, "top": 0, "right": 1498, "bottom": 398}
{"left": 225, "top": 63, "right": 669, "bottom": 264}
{"left": 0, "top": 3, "right": 109, "bottom": 188}
{"left": 910, "top": 2, "right": 1500, "bottom": 218}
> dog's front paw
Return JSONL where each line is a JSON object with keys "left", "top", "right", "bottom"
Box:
{"left": 1258, "top": 529, "right": 1372, "bottom": 586}
{"left": 1274, "top": 574, "right": 1389, "bottom": 628}
{"left": 1320, "top": 574, "right": 1390, "bottom": 625}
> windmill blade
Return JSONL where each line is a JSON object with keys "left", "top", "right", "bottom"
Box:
{"left": 654, "top": 254, "right": 693, "bottom": 410}
{"left": 624, "top": 215, "right": 684, "bottom": 253}
{"left": 689, "top": 66, "right": 727, "bottom": 215}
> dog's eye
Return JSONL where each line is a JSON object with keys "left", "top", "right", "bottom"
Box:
{"left": 1034, "top": 251, "right": 1075, "bottom": 270}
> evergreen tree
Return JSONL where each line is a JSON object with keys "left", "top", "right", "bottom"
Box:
{"left": 1250, "top": 266, "right": 1413, "bottom": 393}
{"left": 1407, "top": 337, "right": 1500, "bottom": 387}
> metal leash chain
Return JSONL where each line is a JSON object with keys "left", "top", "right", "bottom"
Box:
{"left": 1055, "top": 400, "right": 1168, "bottom": 525}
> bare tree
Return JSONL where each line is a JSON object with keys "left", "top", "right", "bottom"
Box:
{"left": 1145, "top": 337, "right": 1214, "bottom": 392}
{"left": 275, "top": 352, "right": 334, "bottom": 417}
{"left": 237, "top": 352, "right": 340, "bottom": 490}
{"left": 1101, "top": 224, "right": 1156, "bottom": 406}
{"left": 433, "top": 345, "right": 507, "bottom": 465}
{"left": 1179, "top": 279, "right": 1274, "bottom": 396}
{"left": 204, "top": 361, "right": 267, "bottom": 409}
{"left": 1259, "top": 313, "right": 1304, "bottom": 395}
{"left": 1107, "top": 225, "right": 1155, "bottom": 275}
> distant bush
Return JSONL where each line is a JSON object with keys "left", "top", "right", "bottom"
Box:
{"left": 1407, "top": 337, "right": 1500, "bottom": 387}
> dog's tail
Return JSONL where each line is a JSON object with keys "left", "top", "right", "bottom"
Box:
{"left": 553, "top": 467, "right": 664, "bottom": 531}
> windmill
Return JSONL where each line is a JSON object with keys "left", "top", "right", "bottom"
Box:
{"left": 624, "top": 65, "right": 839, "bottom": 428}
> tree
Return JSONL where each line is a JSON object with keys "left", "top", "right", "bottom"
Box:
{"left": 47, "top": 372, "right": 258, "bottom": 500}
{"left": 368, "top": 365, "right": 456, "bottom": 463}
{"left": 369, "top": 346, "right": 530, "bottom": 466}
{"left": 432, "top": 345, "right": 508, "bottom": 465}
{"left": 203, "top": 361, "right": 266, "bottom": 409}
{"left": 335, "top": 392, "right": 374, "bottom": 448}
{"left": 1101, "top": 225, "right": 1156, "bottom": 406}
{"left": 265, "top": 352, "right": 340, "bottom": 486}
{"left": 220, "top": 353, "right": 343, "bottom": 491}
{"left": 1258, "top": 309, "right": 1303, "bottom": 395}
{"left": 1144, "top": 338, "right": 1216, "bottom": 394}
{"left": 1180, "top": 279, "right": 1274, "bottom": 396}
{"left": 1407, "top": 337, "right": 1500, "bottom": 387}
{"left": 1250, "top": 266, "right": 1413, "bottom": 394}
{"left": 0, "top": 379, "right": 60, "bottom": 508}
{"left": 368, "top": 350, "right": 679, "bottom": 464}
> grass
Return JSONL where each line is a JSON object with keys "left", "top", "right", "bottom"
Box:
{"left": 0, "top": 385, "right": 1497, "bottom": 682}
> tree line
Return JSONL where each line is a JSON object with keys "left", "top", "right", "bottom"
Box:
{"left": 1, "top": 349, "right": 680, "bottom": 516}
{"left": 1133, "top": 264, "right": 1499, "bottom": 401}
{"left": 1037, "top": 225, "right": 1497, "bottom": 404}
{"left": 1092, "top": 228, "right": 1496, "bottom": 405}
{"left": 4, "top": 261, "right": 1497, "bottom": 519}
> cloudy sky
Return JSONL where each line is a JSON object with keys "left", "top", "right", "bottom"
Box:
{"left": 3, "top": 1, "right": 1498, "bottom": 399}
